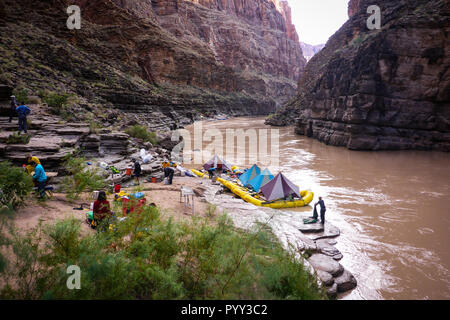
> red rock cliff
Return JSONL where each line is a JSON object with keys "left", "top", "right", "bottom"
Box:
{"left": 268, "top": 0, "right": 450, "bottom": 151}
{"left": 0, "top": 0, "right": 306, "bottom": 131}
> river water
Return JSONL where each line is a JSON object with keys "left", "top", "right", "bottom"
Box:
{"left": 183, "top": 117, "right": 450, "bottom": 300}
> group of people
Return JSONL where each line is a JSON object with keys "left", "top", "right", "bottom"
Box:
{"left": 87, "top": 159, "right": 177, "bottom": 230}
{"left": 10, "top": 95, "right": 31, "bottom": 134}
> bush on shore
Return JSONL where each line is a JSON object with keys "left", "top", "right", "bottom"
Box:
{"left": 5, "top": 133, "right": 31, "bottom": 145}
{"left": 61, "top": 156, "right": 107, "bottom": 200}
{"left": 0, "top": 206, "right": 327, "bottom": 300}
{"left": 0, "top": 161, "right": 33, "bottom": 210}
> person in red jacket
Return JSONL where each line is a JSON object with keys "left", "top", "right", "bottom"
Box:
{"left": 92, "top": 191, "right": 112, "bottom": 229}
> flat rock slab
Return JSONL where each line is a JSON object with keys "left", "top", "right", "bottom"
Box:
{"left": 335, "top": 270, "right": 357, "bottom": 293}
{"left": 303, "top": 223, "right": 340, "bottom": 241}
{"left": 298, "top": 222, "right": 324, "bottom": 233}
{"left": 308, "top": 254, "right": 344, "bottom": 277}
{"left": 316, "top": 239, "right": 343, "bottom": 261}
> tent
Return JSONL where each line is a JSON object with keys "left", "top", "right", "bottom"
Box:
{"left": 248, "top": 168, "right": 274, "bottom": 192}
{"left": 239, "top": 164, "right": 261, "bottom": 186}
{"left": 203, "top": 155, "right": 233, "bottom": 171}
{"left": 260, "top": 173, "right": 301, "bottom": 201}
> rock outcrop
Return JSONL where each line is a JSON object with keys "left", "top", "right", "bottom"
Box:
{"left": 300, "top": 42, "right": 325, "bottom": 62}
{"left": 267, "top": 0, "right": 450, "bottom": 151}
{"left": 0, "top": 0, "right": 305, "bottom": 131}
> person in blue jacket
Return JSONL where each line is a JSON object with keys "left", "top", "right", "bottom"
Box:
{"left": 314, "top": 197, "right": 326, "bottom": 224}
{"left": 15, "top": 102, "right": 31, "bottom": 134}
{"left": 32, "top": 162, "right": 47, "bottom": 198}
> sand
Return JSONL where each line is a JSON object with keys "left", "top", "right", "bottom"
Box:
{"left": 11, "top": 176, "right": 214, "bottom": 233}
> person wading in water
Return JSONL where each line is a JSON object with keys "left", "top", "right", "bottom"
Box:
{"left": 315, "top": 197, "right": 326, "bottom": 224}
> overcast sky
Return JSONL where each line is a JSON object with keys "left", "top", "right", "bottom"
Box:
{"left": 287, "top": 0, "right": 350, "bottom": 45}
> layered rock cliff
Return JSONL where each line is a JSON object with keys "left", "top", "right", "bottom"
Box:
{"left": 300, "top": 43, "right": 325, "bottom": 62}
{"left": 267, "top": 0, "right": 450, "bottom": 151}
{"left": 0, "top": 0, "right": 305, "bottom": 130}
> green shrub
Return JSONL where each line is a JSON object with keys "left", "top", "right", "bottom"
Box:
{"left": 0, "top": 161, "right": 33, "bottom": 210}
{"left": 125, "top": 125, "right": 158, "bottom": 145}
{"left": 12, "top": 88, "right": 29, "bottom": 104}
{"left": 42, "top": 92, "right": 69, "bottom": 109}
{"left": 5, "top": 133, "right": 31, "bottom": 145}
{"left": 62, "top": 156, "right": 107, "bottom": 200}
{"left": 41, "top": 92, "right": 71, "bottom": 117}
{"left": 0, "top": 206, "right": 327, "bottom": 300}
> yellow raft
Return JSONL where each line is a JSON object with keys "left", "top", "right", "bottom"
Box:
{"left": 192, "top": 169, "right": 209, "bottom": 179}
{"left": 217, "top": 177, "right": 314, "bottom": 209}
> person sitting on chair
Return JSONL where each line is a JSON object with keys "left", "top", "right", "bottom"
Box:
{"left": 32, "top": 161, "right": 47, "bottom": 199}
{"left": 91, "top": 191, "right": 112, "bottom": 229}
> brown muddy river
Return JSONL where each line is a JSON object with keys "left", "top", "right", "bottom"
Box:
{"left": 183, "top": 117, "right": 450, "bottom": 300}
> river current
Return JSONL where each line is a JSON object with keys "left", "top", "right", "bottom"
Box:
{"left": 184, "top": 117, "right": 450, "bottom": 300}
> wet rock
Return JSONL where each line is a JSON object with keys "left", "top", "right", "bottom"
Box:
{"left": 308, "top": 254, "right": 344, "bottom": 277}
{"left": 316, "top": 239, "right": 343, "bottom": 261}
{"left": 305, "top": 223, "right": 340, "bottom": 241}
{"left": 326, "top": 283, "right": 338, "bottom": 300}
{"left": 335, "top": 270, "right": 357, "bottom": 293}
{"left": 316, "top": 270, "right": 334, "bottom": 287}
{"left": 298, "top": 222, "right": 324, "bottom": 233}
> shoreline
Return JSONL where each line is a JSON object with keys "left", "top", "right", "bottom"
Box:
{"left": 189, "top": 175, "right": 357, "bottom": 298}
{"left": 10, "top": 171, "right": 356, "bottom": 299}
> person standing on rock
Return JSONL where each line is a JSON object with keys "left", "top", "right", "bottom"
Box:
{"left": 15, "top": 102, "right": 31, "bottom": 134}
{"left": 9, "top": 95, "right": 18, "bottom": 123}
{"left": 315, "top": 197, "right": 326, "bottom": 224}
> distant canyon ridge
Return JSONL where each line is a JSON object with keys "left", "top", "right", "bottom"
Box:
{"left": 268, "top": 0, "right": 450, "bottom": 151}
{"left": 0, "top": 0, "right": 307, "bottom": 131}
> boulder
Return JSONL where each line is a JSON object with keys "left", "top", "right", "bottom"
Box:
{"left": 308, "top": 254, "right": 344, "bottom": 277}
{"left": 335, "top": 270, "right": 357, "bottom": 293}
{"left": 326, "top": 283, "right": 338, "bottom": 300}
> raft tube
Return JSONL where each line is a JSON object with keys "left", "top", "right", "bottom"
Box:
{"left": 217, "top": 177, "right": 314, "bottom": 209}
{"left": 192, "top": 169, "right": 209, "bottom": 179}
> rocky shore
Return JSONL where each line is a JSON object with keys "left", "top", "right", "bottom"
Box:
{"left": 267, "top": 0, "right": 450, "bottom": 151}
{"left": 199, "top": 178, "right": 357, "bottom": 299}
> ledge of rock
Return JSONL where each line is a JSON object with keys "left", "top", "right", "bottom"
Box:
{"left": 308, "top": 254, "right": 344, "bottom": 277}
{"left": 302, "top": 222, "right": 340, "bottom": 241}
{"left": 335, "top": 270, "right": 358, "bottom": 293}
{"left": 316, "top": 239, "right": 343, "bottom": 261}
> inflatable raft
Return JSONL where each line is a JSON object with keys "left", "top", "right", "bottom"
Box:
{"left": 192, "top": 169, "right": 209, "bottom": 178}
{"left": 217, "top": 177, "right": 314, "bottom": 209}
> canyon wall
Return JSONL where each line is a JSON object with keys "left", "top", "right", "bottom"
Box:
{"left": 0, "top": 0, "right": 305, "bottom": 130}
{"left": 267, "top": 0, "right": 450, "bottom": 151}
